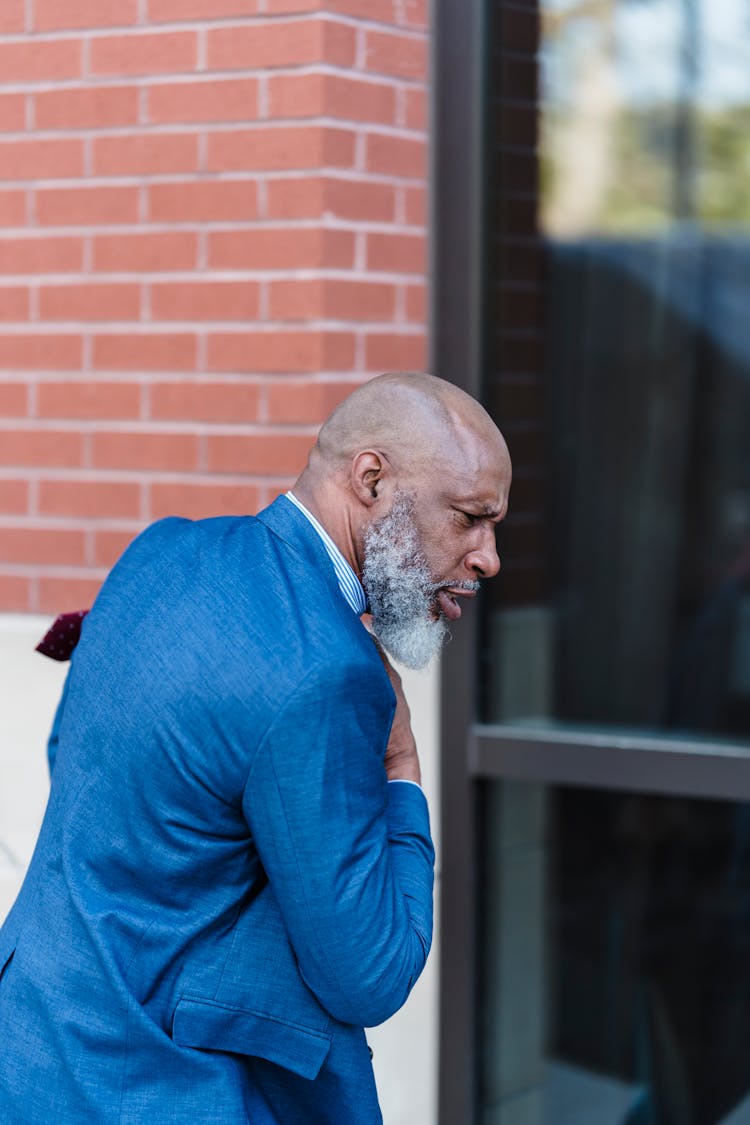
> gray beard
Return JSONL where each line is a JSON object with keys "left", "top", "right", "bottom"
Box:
{"left": 361, "top": 492, "right": 450, "bottom": 670}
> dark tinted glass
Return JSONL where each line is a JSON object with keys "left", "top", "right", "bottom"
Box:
{"left": 478, "top": 781, "right": 750, "bottom": 1125}
{"left": 481, "top": 0, "right": 750, "bottom": 742}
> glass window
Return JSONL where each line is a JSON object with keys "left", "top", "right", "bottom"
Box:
{"left": 478, "top": 781, "right": 750, "bottom": 1125}
{"left": 482, "top": 0, "right": 750, "bottom": 745}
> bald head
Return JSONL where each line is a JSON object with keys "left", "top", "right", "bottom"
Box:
{"left": 311, "top": 372, "right": 503, "bottom": 478}
{"left": 292, "top": 372, "right": 511, "bottom": 592}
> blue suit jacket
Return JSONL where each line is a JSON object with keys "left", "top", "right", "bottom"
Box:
{"left": 0, "top": 497, "right": 434, "bottom": 1123}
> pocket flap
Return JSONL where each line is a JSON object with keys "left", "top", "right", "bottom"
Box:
{"left": 172, "top": 997, "right": 331, "bottom": 1081}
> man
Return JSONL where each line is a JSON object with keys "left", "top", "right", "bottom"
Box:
{"left": 0, "top": 373, "right": 511, "bottom": 1123}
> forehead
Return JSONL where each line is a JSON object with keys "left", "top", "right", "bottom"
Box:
{"left": 418, "top": 426, "right": 512, "bottom": 515}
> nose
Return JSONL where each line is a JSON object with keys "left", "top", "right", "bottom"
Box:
{"left": 466, "top": 529, "right": 501, "bottom": 579}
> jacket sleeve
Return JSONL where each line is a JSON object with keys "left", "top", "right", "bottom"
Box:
{"left": 241, "top": 658, "right": 434, "bottom": 1028}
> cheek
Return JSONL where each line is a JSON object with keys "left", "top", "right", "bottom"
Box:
{"left": 419, "top": 524, "right": 464, "bottom": 576}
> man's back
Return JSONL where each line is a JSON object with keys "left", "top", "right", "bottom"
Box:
{"left": 0, "top": 498, "right": 434, "bottom": 1123}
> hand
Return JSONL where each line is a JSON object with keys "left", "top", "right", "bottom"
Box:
{"left": 379, "top": 651, "right": 421, "bottom": 786}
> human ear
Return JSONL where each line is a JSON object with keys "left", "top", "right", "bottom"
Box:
{"left": 350, "top": 450, "right": 389, "bottom": 507}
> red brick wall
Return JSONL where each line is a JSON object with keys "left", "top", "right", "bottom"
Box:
{"left": 0, "top": 0, "right": 429, "bottom": 613}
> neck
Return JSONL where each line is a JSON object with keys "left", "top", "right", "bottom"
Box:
{"left": 291, "top": 471, "right": 363, "bottom": 580}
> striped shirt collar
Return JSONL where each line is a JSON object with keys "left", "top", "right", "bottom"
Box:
{"left": 285, "top": 491, "right": 367, "bottom": 616}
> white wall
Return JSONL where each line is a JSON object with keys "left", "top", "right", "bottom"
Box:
{"left": 0, "top": 615, "right": 67, "bottom": 920}
{"left": 0, "top": 613, "right": 440, "bottom": 1125}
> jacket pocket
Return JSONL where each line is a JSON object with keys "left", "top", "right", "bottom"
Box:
{"left": 172, "top": 996, "right": 331, "bottom": 1081}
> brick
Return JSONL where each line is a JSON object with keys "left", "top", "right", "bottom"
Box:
{"left": 208, "top": 228, "right": 353, "bottom": 270}
{"left": 93, "top": 333, "right": 197, "bottom": 371}
{"left": 149, "top": 179, "right": 258, "bottom": 223}
{"left": 366, "top": 133, "right": 426, "bottom": 178}
{"left": 268, "top": 74, "right": 396, "bottom": 124}
{"left": 93, "top": 529, "right": 138, "bottom": 567}
{"left": 404, "top": 87, "right": 427, "bottom": 129}
{"left": 37, "top": 381, "right": 141, "bottom": 419}
{"left": 0, "top": 479, "right": 28, "bottom": 514}
{"left": 90, "top": 31, "right": 197, "bottom": 77}
{"left": 0, "top": 335, "right": 82, "bottom": 370}
{"left": 0, "top": 288, "right": 30, "bottom": 321}
{"left": 325, "top": 76, "right": 396, "bottom": 125}
{"left": 148, "top": 0, "right": 258, "bottom": 19}
{"left": 38, "top": 575, "right": 103, "bottom": 614}
{"left": 36, "top": 186, "right": 140, "bottom": 228}
{"left": 39, "top": 283, "right": 141, "bottom": 322}
{"left": 266, "top": 379, "right": 358, "bottom": 423}
{"left": 365, "top": 332, "right": 425, "bottom": 371}
{"left": 367, "top": 232, "right": 425, "bottom": 273}
{"left": 404, "top": 184, "right": 426, "bottom": 225}
{"left": 402, "top": 0, "right": 428, "bottom": 27}
{"left": 499, "top": 6, "right": 540, "bottom": 52}
{"left": 266, "top": 176, "right": 395, "bottom": 221}
{"left": 149, "top": 78, "right": 259, "bottom": 124}
{"left": 91, "top": 431, "right": 198, "bottom": 471}
{"left": 0, "top": 382, "right": 28, "bottom": 412}
{"left": 498, "top": 55, "right": 537, "bottom": 103}
{"left": 0, "top": 527, "right": 86, "bottom": 566}
{"left": 327, "top": 0, "right": 396, "bottom": 16}
{"left": 0, "top": 40, "right": 81, "bottom": 82}
{"left": 405, "top": 282, "right": 426, "bottom": 322}
{"left": 265, "top": 176, "right": 324, "bottom": 219}
{"left": 39, "top": 479, "right": 141, "bottom": 518}
{"left": 268, "top": 280, "right": 323, "bottom": 320}
{"left": 35, "top": 86, "right": 139, "bottom": 130}
{"left": 206, "top": 126, "right": 355, "bottom": 173}
{"left": 151, "top": 281, "right": 260, "bottom": 321}
{"left": 206, "top": 331, "right": 355, "bottom": 372}
{"left": 0, "top": 139, "right": 84, "bottom": 181}
{"left": 206, "top": 432, "right": 312, "bottom": 475}
{"left": 0, "top": 430, "right": 83, "bottom": 467}
{"left": 0, "top": 573, "right": 30, "bottom": 611}
{"left": 327, "top": 177, "right": 396, "bottom": 221}
{"left": 270, "top": 279, "right": 395, "bottom": 321}
{"left": 0, "top": 95, "right": 25, "bottom": 133}
{"left": 0, "top": 192, "right": 26, "bottom": 228}
{"left": 37, "top": 0, "right": 138, "bottom": 30}
{"left": 93, "top": 133, "right": 199, "bottom": 176}
{"left": 365, "top": 30, "right": 427, "bottom": 80}
{"left": 94, "top": 232, "right": 197, "bottom": 272}
{"left": 0, "top": 237, "right": 83, "bottom": 275}
{"left": 150, "top": 381, "right": 261, "bottom": 422}
{"left": 267, "top": 74, "right": 325, "bottom": 119}
{"left": 264, "top": 0, "right": 320, "bottom": 9}
{"left": 0, "top": 1, "right": 24, "bottom": 33}
{"left": 208, "top": 19, "right": 355, "bottom": 70}
{"left": 267, "top": 0, "right": 396, "bottom": 16}
{"left": 150, "top": 481, "right": 260, "bottom": 520}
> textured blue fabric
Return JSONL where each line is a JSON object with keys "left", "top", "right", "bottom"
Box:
{"left": 0, "top": 496, "right": 434, "bottom": 1123}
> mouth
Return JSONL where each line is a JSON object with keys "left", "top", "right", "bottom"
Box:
{"left": 434, "top": 586, "right": 478, "bottom": 622}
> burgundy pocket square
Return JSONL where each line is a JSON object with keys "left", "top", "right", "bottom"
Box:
{"left": 36, "top": 610, "right": 90, "bottom": 661}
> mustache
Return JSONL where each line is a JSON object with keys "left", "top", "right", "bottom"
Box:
{"left": 430, "top": 579, "right": 481, "bottom": 595}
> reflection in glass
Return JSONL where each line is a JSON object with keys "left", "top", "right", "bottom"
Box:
{"left": 483, "top": 0, "right": 750, "bottom": 741}
{"left": 539, "top": 0, "right": 750, "bottom": 235}
{"left": 478, "top": 783, "right": 750, "bottom": 1125}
